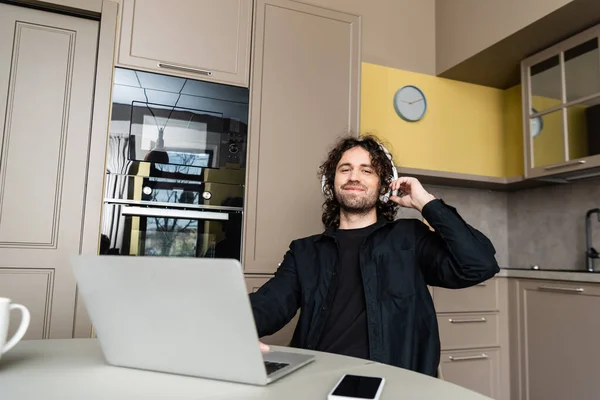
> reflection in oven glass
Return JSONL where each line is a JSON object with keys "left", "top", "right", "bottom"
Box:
{"left": 145, "top": 181, "right": 199, "bottom": 205}
{"left": 143, "top": 217, "right": 206, "bottom": 257}
{"left": 113, "top": 209, "right": 242, "bottom": 260}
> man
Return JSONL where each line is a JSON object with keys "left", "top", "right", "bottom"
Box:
{"left": 248, "top": 135, "right": 499, "bottom": 376}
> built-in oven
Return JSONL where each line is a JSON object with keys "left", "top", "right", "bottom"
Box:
{"left": 102, "top": 175, "right": 244, "bottom": 259}
{"left": 102, "top": 67, "right": 249, "bottom": 259}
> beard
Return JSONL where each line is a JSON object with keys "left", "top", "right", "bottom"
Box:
{"left": 334, "top": 183, "right": 378, "bottom": 214}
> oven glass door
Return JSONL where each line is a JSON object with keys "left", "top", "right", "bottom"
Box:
{"left": 102, "top": 205, "right": 242, "bottom": 260}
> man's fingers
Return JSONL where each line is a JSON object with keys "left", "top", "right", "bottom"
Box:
{"left": 390, "top": 176, "right": 413, "bottom": 189}
{"left": 259, "top": 341, "right": 270, "bottom": 352}
{"left": 389, "top": 195, "right": 411, "bottom": 208}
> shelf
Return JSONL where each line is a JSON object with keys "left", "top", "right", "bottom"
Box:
{"left": 398, "top": 166, "right": 530, "bottom": 191}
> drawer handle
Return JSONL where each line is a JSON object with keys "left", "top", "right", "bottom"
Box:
{"left": 448, "top": 317, "right": 487, "bottom": 323}
{"left": 449, "top": 354, "right": 488, "bottom": 362}
{"left": 538, "top": 286, "right": 584, "bottom": 294}
{"left": 157, "top": 62, "right": 213, "bottom": 76}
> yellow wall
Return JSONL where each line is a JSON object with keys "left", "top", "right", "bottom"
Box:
{"left": 503, "top": 85, "right": 524, "bottom": 176}
{"left": 360, "top": 63, "right": 589, "bottom": 178}
{"left": 360, "top": 62, "right": 507, "bottom": 177}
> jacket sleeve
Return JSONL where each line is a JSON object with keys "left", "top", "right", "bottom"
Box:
{"left": 248, "top": 242, "right": 301, "bottom": 338}
{"left": 415, "top": 199, "right": 500, "bottom": 289}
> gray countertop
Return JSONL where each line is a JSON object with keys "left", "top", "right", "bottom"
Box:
{"left": 497, "top": 267, "right": 600, "bottom": 283}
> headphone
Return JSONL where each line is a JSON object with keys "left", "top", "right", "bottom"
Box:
{"left": 321, "top": 144, "right": 398, "bottom": 203}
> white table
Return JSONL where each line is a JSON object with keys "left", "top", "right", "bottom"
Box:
{"left": 0, "top": 339, "right": 491, "bottom": 399}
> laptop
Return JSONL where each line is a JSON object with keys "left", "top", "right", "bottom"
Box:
{"left": 71, "top": 255, "right": 315, "bottom": 385}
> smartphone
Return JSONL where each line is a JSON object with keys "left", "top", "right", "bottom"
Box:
{"left": 327, "top": 374, "right": 385, "bottom": 400}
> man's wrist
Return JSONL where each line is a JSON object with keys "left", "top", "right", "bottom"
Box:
{"left": 415, "top": 194, "right": 436, "bottom": 212}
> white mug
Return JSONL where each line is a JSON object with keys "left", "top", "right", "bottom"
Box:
{"left": 0, "top": 298, "right": 30, "bottom": 360}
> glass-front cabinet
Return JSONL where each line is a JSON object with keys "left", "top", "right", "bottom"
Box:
{"left": 522, "top": 24, "right": 600, "bottom": 179}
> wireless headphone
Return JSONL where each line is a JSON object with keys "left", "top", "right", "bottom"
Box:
{"left": 321, "top": 144, "right": 399, "bottom": 203}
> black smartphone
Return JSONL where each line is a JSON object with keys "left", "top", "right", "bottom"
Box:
{"left": 328, "top": 374, "right": 385, "bottom": 399}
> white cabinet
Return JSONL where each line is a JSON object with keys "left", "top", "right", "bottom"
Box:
{"left": 0, "top": 3, "right": 99, "bottom": 338}
{"left": 116, "top": 0, "right": 253, "bottom": 87}
{"left": 521, "top": 23, "right": 600, "bottom": 180}
{"left": 512, "top": 279, "right": 600, "bottom": 400}
{"left": 441, "top": 348, "right": 501, "bottom": 399}
{"left": 242, "top": 0, "right": 360, "bottom": 274}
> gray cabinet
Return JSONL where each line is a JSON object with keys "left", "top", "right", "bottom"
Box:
{"left": 512, "top": 278, "right": 600, "bottom": 400}
{"left": 116, "top": 0, "right": 252, "bottom": 87}
{"left": 434, "top": 278, "right": 510, "bottom": 400}
{"left": 242, "top": 0, "right": 360, "bottom": 274}
{"left": 521, "top": 23, "right": 600, "bottom": 180}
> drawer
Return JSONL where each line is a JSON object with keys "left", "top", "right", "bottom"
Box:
{"left": 438, "top": 313, "right": 498, "bottom": 350}
{"left": 434, "top": 279, "right": 498, "bottom": 313}
{"left": 440, "top": 348, "right": 500, "bottom": 399}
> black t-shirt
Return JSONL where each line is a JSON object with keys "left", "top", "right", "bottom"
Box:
{"left": 315, "top": 223, "right": 375, "bottom": 360}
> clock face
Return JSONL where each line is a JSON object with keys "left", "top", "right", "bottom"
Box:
{"left": 530, "top": 108, "right": 543, "bottom": 138}
{"left": 393, "top": 85, "right": 427, "bottom": 122}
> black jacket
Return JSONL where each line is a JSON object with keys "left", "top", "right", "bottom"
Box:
{"left": 249, "top": 199, "right": 500, "bottom": 376}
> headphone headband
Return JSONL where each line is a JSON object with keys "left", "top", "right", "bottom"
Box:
{"left": 321, "top": 143, "right": 398, "bottom": 203}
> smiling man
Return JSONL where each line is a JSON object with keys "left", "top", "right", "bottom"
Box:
{"left": 248, "top": 135, "right": 499, "bottom": 376}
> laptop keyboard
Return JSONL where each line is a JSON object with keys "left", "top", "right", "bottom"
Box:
{"left": 264, "top": 361, "right": 289, "bottom": 375}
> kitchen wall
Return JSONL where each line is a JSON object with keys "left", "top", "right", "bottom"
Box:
{"left": 299, "top": 0, "right": 436, "bottom": 74}
{"left": 361, "top": 61, "right": 599, "bottom": 272}
{"left": 508, "top": 177, "right": 600, "bottom": 271}
{"left": 361, "top": 62, "right": 509, "bottom": 177}
{"left": 396, "top": 185, "right": 509, "bottom": 268}
{"left": 398, "top": 178, "right": 600, "bottom": 273}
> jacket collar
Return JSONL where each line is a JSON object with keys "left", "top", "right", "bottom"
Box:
{"left": 315, "top": 215, "right": 392, "bottom": 242}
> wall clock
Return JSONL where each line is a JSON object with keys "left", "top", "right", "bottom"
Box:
{"left": 530, "top": 108, "right": 543, "bottom": 138}
{"left": 393, "top": 85, "right": 427, "bottom": 122}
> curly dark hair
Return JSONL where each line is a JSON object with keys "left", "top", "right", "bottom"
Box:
{"left": 318, "top": 135, "right": 399, "bottom": 228}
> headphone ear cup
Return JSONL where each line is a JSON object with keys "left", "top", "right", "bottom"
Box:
{"left": 390, "top": 165, "right": 399, "bottom": 197}
{"left": 378, "top": 144, "right": 398, "bottom": 200}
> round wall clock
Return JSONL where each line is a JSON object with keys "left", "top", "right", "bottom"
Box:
{"left": 393, "top": 85, "right": 427, "bottom": 122}
{"left": 530, "top": 108, "right": 543, "bottom": 138}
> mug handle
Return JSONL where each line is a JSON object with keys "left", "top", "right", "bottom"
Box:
{"left": 2, "top": 303, "right": 31, "bottom": 354}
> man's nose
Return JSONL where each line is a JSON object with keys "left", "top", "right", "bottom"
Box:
{"left": 349, "top": 169, "right": 361, "bottom": 181}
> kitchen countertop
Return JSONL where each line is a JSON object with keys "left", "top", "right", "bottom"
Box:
{"left": 497, "top": 267, "right": 600, "bottom": 283}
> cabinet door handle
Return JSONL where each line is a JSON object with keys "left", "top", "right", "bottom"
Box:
{"left": 448, "top": 317, "right": 487, "bottom": 323}
{"left": 538, "top": 286, "right": 585, "bottom": 293}
{"left": 544, "top": 160, "right": 586, "bottom": 171}
{"left": 448, "top": 354, "right": 488, "bottom": 362}
{"left": 157, "top": 62, "right": 213, "bottom": 76}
